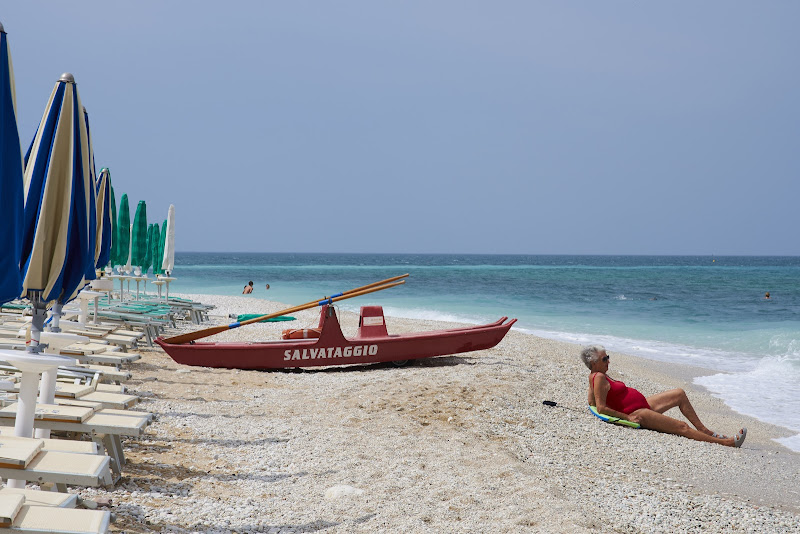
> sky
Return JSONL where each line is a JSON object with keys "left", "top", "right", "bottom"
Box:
{"left": 4, "top": 2, "right": 799, "bottom": 255}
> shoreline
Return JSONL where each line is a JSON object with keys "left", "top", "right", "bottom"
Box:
{"left": 97, "top": 292, "right": 800, "bottom": 532}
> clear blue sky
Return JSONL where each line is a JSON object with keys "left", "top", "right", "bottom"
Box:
{"left": 5, "top": 2, "right": 799, "bottom": 255}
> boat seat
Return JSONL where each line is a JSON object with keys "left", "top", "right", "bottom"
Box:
{"left": 356, "top": 306, "right": 388, "bottom": 338}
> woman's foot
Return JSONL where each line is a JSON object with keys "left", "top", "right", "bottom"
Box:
{"left": 733, "top": 428, "right": 747, "bottom": 448}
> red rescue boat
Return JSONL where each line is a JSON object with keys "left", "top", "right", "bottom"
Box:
{"left": 156, "top": 305, "right": 516, "bottom": 370}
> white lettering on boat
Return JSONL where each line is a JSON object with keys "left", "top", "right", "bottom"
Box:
{"left": 283, "top": 345, "right": 378, "bottom": 361}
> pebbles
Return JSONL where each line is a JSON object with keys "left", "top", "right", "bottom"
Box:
{"left": 83, "top": 293, "right": 799, "bottom": 533}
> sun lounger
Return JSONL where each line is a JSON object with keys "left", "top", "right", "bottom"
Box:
{"left": 0, "top": 489, "right": 77, "bottom": 508}
{"left": 2, "top": 380, "right": 138, "bottom": 410}
{"left": 49, "top": 400, "right": 153, "bottom": 423}
{"left": 73, "top": 392, "right": 138, "bottom": 410}
{"left": 0, "top": 406, "right": 149, "bottom": 482}
{"left": 0, "top": 494, "right": 23, "bottom": 527}
{"left": 0, "top": 430, "right": 96, "bottom": 455}
{"left": 1, "top": 503, "right": 110, "bottom": 533}
{"left": 0, "top": 436, "right": 43, "bottom": 468}
{"left": 57, "top": 348, "right": 141, "bottom": 367}
{"left": 93, "top": 384, "right": 125, "bottom": 394}
{"left": 0, "top": 446, "right": 112, "bottom": 489}
{"left": 60, "top": 365, "right": 131, "bottom": 385}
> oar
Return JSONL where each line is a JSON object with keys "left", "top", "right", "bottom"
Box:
{"left": 162, "top": 277, "right": 408, "bottom": 345}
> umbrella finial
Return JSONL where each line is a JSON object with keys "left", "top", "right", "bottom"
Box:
{"left": 0, "top": 22, "right": 6, "bottom": 33}
{"left": 59, "top": 72, "right": 75, "bottom": 83}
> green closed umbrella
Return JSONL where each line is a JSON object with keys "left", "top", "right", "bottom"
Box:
{"left": 131, "top": 200, "right": 148, "bottom": 269}
{"left": 142, "top": 223, "right": 154, "bottom": 275}
{"left": 116, "top": 194, "right": 130, "bottom": 268}
{"left": 157, "top": 219, "right": 167, "bottom": 275}
{"left": 150, "top": 223, "right": 161, "bottom": 275}
{"left": 109, "top": 184, "right": 117, "bottom": 267}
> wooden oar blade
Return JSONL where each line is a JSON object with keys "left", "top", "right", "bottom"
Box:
{"left": 162, "top": 324, "right": 231, "bottom": 345}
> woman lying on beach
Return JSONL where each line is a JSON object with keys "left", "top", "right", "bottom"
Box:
{"left": 580, "top": 345, "right": 747, "bottom": 447}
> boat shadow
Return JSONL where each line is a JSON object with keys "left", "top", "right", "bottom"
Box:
{"left": 265, "top": 354, "right": 475, "bottom": 374}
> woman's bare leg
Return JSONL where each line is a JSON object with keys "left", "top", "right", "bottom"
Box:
{"left": 633, "top": 409, "right": 735, "bottom": 447}
{"left": 646, "top": 388, "right": 712, "bottom": 434}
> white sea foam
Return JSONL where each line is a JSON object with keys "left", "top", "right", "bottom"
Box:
{"left": 695, "top": 355, "right": 800, "bottom": 452}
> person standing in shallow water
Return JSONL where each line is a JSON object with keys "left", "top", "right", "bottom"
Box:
{"left": 243, "top": 281, "right": 254, "bottom": 294}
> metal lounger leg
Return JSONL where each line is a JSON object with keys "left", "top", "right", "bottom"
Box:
{"left": 92, "top": 433, "right": 122, "bottom": 483}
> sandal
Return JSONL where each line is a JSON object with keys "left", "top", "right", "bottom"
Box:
{"left": 711, "top": 431, "right": 728, "bottom": 439}
{"left": 733, "top": 428, "right": 747, "bottom": 448}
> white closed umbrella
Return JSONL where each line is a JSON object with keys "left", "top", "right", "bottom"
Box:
{"left": 162, "top": 204, "right": 175, "bottom": 274}
{"left": 160, "top": 204, "right": 176, "bottom": 301}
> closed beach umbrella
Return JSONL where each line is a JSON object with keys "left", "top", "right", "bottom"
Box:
{"left": 150, "top": 222, "right": 161, "bottom": 275}
{"left": 20, "top": 72, "right": 93, "bottom": 306}
{"left": 161, "top": 204, "right": 175, "bottom": 274}
{"left": 82, "top": 107, "right": 97, "bottom": 282}
{"left": 124, "top": 223, "right": 132, "bottom": 273}
{"left": 95, "top": 168, "right": 112, "bottom": 268}
{"left": 116, "top": 193, "right": 130, "bottom": 269}
{"left": 17, "top": 72, "right": 95, "bottom": 452}
{"left": 0, "top": 22, "right": 24, "bottom": 304}
{"left": 143, "top": 223, "right": 154, "bottom": 274}
{"left": 131, "top": 200, "right": 148, "bottom": 269}
{"left": 109, "top": 183, "right": 117, "bottom": 266}
{"left": 157, "top": 219, "right": 167, "bottom": 275}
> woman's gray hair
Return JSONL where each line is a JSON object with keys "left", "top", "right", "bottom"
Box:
{"left": 580, "top": 345, "right": 606, "bottom": 369}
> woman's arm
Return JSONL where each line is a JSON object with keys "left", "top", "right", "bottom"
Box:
{"left": 592, "top": 373, "right": 633, "bottom": 421}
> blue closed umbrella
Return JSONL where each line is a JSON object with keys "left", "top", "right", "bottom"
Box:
{"left": 95, "top": 168, "right": 113, "bottom": 269}
{"left": 20, "top": 73, "right": 94, "bottom": 342}
{"left": 82, "top": 106, "right": 97, "bottom": 283}
{"left": 0, "top": 22, "right": 24, "bottom": 305}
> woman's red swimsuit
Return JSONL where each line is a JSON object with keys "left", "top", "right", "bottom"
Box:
{"left": 593, "top": 374, "right": 650, "bottom": 414}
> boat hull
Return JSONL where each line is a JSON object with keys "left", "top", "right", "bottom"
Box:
{"left": 156, "top": 308, "right": 516, "bottom": 370}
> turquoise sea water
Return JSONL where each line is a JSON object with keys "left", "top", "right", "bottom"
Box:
{"left": 165, "top": 253, "right": 800, "bottom": 451}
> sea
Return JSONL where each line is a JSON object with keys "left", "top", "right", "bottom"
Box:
{"left": 165, "top": 253, "right": 800, "bottom": 451}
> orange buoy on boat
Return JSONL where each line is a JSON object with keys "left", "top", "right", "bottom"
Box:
{"left": 281, "top": 328, "right": 322, "bottom": 340}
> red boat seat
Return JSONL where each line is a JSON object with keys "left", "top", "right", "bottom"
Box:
{"left": 357, "top": 306, "right": 388, "bottom": 338}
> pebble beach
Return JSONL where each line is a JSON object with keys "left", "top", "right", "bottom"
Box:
{"left": 87, "top": 293, "right": 800, "bottom": 533}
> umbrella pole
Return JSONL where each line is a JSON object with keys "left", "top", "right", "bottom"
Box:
{"left": 7, "top": 296, "right": 47, "bottom": 487}
{"left": 35, "top": 368, "right": 56, "bottom": 439}
{"left": 48, "top": 302, "right": 63, "bottom": 333}
{"left": 28, "top": 294, "right": 47, "bottom": 354}
{"left": 6, "top": 368, "right": 38, "bottom": 488}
